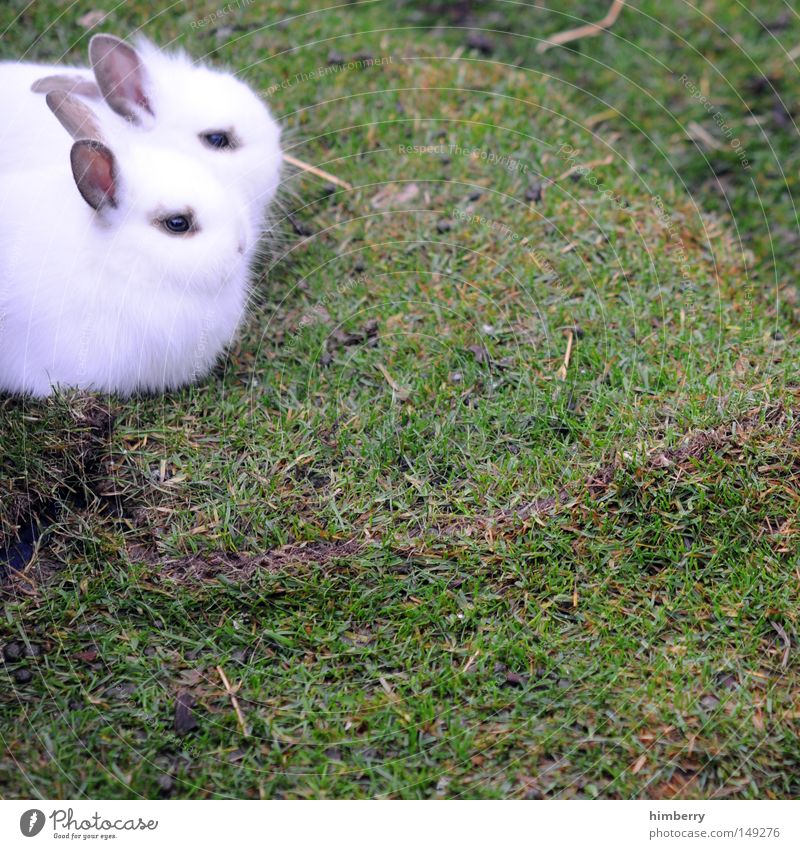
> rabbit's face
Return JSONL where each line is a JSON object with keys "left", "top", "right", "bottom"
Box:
{"left": 47, "top": 91, "right": 255, "bottom": 296}
{"left": 101, "top": 143, "right": 255, "bottom": 295}
{"left": 147, "top": 59, "right": 282, "bottom": 219}
{"left": 89, "top": 36, "right": 282, "bottom": 222}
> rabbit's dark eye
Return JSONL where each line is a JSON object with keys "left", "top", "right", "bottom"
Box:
{"left": 160, "top": 214, "right": 194, "bottom": 235}
{"left": 199, "top": 130, "right": 240, "bottom": 151}
{"left": 202, "top": 131, "right": 232, "bottom": 149}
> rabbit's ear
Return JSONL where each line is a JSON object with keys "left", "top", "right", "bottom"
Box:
{"left": 46, "top": 91, "right": 104, "bottom": 142}
{"left": 31, "top": 74, "right": 102, "bottom": 99}
{"left": 70, "top": 140, "right": 118, "bottom": 210}
{"left": 89, "top": 34, "right": 153, "bottom": 123}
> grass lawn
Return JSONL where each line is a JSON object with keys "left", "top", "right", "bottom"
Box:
{"left": 1, "top": 0, "right": 799, "bottom": 798}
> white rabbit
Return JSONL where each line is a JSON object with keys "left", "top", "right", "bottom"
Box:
{"left": 0, "top": 33, "right": 282, "bottom": 225}
{"left": 0, "top": 92, "right": 256, "bottom": 397}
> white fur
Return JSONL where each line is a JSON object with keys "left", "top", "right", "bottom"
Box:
{"left": 0, "top": 36, "right": 282, "bottom": 226}
{"left": 0, "top": 137, "right": 255, "bottom": 397}
{"left": 133, "top": 39, "right": 283, "bottom": 224}
{"left": 0, "top": 62, "right": 88, "bottom": 169}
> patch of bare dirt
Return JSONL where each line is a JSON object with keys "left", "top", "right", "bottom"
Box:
{"left": 128, "top": 539, "right": 364, "bottom": 583}
{"left": 430, "top": 402, "right": 798, "bottom": 541}
{"left": 0, "top": 557, "right": 65, "bottom": 599}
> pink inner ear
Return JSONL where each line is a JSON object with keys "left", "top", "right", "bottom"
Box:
{"left": 91, "top": 36, "right": 153, "bottom": 118}
{"left": 110, "top": 49, "right": 149, "bottom": 111}
{"left": 71, "top": 141, "right": 118, "bottom": 210}
{"left": 89, "top": 153, "right": 114, "bottom": 199}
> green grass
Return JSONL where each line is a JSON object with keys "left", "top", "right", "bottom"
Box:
{"left": 1, "top": 0, "right": 799, "bottom": 799}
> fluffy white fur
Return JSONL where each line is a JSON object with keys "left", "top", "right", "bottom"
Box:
{"left": 134, "top": 39, "right": 283, "bottom": 222}
{"left": 0, "top": 35, "right": 282, "bottom": 225}
{"left": 0, "top": 61, "right": 89, "bottom": 169}
{"left": 0, "top": 135, "right": 255, "bottom": 397}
